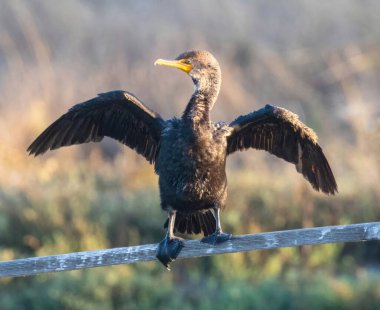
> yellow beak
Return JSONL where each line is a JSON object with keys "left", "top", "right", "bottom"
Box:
{"left": 154, "top": 58, "right": 193, "bottom": 73}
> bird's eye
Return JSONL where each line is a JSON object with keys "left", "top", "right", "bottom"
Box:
{"left": 182, "top": 59, "right": 191, "bottom": 64}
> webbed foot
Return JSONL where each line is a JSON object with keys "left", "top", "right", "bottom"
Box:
{"left": 201, "top": 231, "right": 232, "bottom": 245}
{"left": 156, "top": 236, "right": 184, "bottom": 270}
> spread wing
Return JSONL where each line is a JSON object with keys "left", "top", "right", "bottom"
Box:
{"left": 227, "top": 104, "right": 337, "bottom": 194}
{"left": 27, "top": 90, "right": 165, "bottom": 164}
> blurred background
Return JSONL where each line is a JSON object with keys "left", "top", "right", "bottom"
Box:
{"left": 0, "top": 0, "right": 380, "bottom": 309}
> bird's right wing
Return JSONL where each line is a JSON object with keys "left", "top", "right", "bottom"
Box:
{"left": 27, "top": 90, "right": 165, "bottom": 164}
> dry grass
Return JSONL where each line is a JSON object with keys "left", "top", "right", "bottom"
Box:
{"left": 2, "top": 1, "right": 378, "bottom": 194}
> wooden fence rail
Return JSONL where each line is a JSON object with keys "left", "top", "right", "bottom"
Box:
{"left": 1, "top": 222, "right": 379, "bottom": 278}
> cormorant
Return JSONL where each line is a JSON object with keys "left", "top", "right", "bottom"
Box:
{"left": 28, "top": 50, "right": 337, "bottom": 269}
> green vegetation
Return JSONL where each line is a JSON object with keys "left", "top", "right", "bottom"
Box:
{"left": 0, "top": 165, "right": 379, "bottom": 309}
{"left": 0, "top": 0, "right": 379, "bottom": 309}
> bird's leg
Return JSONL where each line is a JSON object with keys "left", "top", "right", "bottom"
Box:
{"left": 201, "top": 205, "right": 232, "bottom": 245}
{"left": 156, "top": 209, "right": 184, "bottom": 270}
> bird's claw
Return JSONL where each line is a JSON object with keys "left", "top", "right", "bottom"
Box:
{"left": 156, "top": 236, "right": 184, "bottom": 270}
{"left": 201, "top": 231, "right": 232, "bottom": 245}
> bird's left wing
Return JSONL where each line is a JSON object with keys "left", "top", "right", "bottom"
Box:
{"left": 227, "top": 104, "right": 337, "bottom": 194}
{"left": 27, "top": 90, "right": 165, "bottom": 164}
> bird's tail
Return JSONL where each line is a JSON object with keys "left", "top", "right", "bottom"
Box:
{"left": 164, "top": 210, "right": 216, "bottom": 236}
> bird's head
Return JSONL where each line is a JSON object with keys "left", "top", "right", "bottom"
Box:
{"left": 155, "top": 50, "right": 221, "bottom": 103}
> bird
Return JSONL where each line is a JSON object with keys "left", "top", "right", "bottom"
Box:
{"left": 27, "top": 50, "right": 338, "bottom": 269}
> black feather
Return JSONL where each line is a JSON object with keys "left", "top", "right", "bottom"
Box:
{"left": 228, "top": 105, "right": 337, "bottom": 194}
{"left": 27, "top": 90, "right": 165, "bottom": 163}
{"left": 28, "top": 51, "right": 338, "bottom": 248}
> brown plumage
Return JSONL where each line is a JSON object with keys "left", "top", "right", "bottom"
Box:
{"left": 28, "top": 50, "right": 337, "bottom": 269}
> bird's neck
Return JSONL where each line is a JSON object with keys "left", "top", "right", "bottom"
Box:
{"left": 182, "top": 75, "right": 221, "bottom": 127}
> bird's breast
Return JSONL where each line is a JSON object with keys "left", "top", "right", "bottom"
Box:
{"left": 156, "top": 121, "right": 228, "bottom": 203}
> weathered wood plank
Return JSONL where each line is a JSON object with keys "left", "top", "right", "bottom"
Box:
{"left": 0, "top": 222, "right": 379, "bottom": 278}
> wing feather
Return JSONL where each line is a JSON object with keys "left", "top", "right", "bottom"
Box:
{"left": 27, "top": 90, "right": 165, "bottom": 163}
{"left": 227, "top": 105, "right": 337, "bottom": 194}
